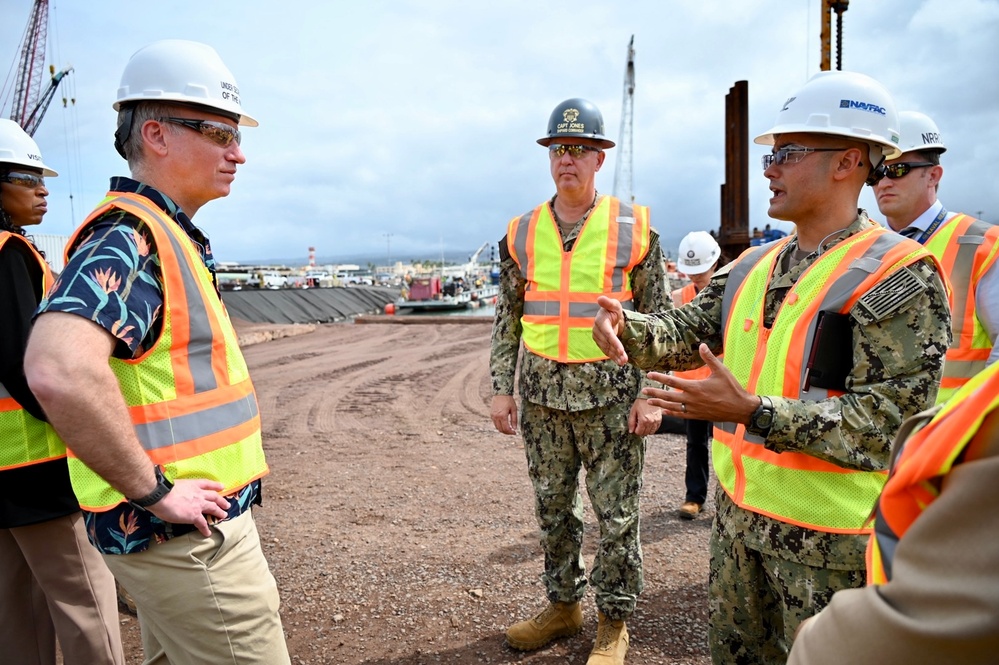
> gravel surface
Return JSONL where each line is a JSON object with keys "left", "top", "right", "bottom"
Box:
{"left": 116, "top": 321, "right": 713, "bottom": 664}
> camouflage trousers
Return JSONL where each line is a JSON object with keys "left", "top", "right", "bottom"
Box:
{"left": 520, "top": 399, "right": 645, "bottom": 620}
{"left": 708, "top": 513, "right": 865, "bottom": 665}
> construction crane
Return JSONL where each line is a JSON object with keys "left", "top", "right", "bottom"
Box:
{"left": 820, "top": 0, "right": 849, "bottom": 71}
{"left": 612, "top": 35, "right": 635, "bottom": 205}
{"left": 5, "top": 0, "right": 73, "bottom": 137}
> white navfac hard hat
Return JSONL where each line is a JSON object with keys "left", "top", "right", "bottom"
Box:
{"left": 0, "top": 118, "right": 58, "bottom": 176}
{"left": 677, "top": 231, "right": 720, "bottom": 275}
{"left": 896, "top": 110, "right": 946, "bottom": 154}
{"left": 113, "top": 39, "right": 257, "bottom": 127}
{"left": 754, "top": 70, "right": 901, "bottom": 163}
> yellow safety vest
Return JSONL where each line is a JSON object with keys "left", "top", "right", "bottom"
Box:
{"left": 507, "top": 195, "right": 650, "bottom": 363}
{"left": 63, "top": 193, "right": 269, "bottom": 511}
{"left": 714, "top": 227, "right": 935, "bottom": 533}
{"left": 868, "top": 359, "right": 999, "bottom": 584}
{"left": 924, "top": 214, "right": 999, "bottom": 403}
{"left": 0, "top": 231, "right": 66, "bottom": 470}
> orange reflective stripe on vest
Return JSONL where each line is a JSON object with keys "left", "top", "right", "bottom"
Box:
{"left": 0, "top": 232, "right": 66, "bottom": 470}
{"left": 507, "top": 195, "right": 650, "bottom": 362}
{"left": 924, "top": 214, "right": 999, "bottom": 403}
{"left": 63, "top": 193, "right": 268, "bottom": 510}
{"left": 714, "top": 227, "right": 936, "bottom": 533}
{"left": 868, "top": 360, "right": 999, "bottom": 584}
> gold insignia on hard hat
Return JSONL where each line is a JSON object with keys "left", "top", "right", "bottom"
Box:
{"left": 563, "top": 108, "right": 580, "bottom": 123}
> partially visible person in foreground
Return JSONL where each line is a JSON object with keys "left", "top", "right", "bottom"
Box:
{"left": 0, "top": 118, "right": 124, "bottom": 665}
{"left": 788, "top": 359, "right": 999, "bottom": 665}
{"left": 24, "top": 39, "right": 289, "bottom": 664}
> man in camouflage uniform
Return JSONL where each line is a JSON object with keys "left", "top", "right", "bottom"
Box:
{"left": 490, "top": 98, "right": 668, "bottom": 665}
{"left": 592, "top": 72, "right": 952, "bottom": 664}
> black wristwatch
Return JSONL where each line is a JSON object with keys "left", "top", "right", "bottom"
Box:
{"left": 128, "top": 465, "right": 174, "bottom": 509}
{"left": 747, "top": 396, "right": 775, "bottom": 438}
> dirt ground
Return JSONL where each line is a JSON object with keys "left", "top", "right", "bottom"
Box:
{"left": 116, "top": 321, "right": 713, "bottom": 665}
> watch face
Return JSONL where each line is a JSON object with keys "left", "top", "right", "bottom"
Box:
{"left": 757, "top": 411, "right": 774, "bottom": 429}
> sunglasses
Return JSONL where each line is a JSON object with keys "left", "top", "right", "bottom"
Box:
{"left": 1, "top": 171, "right": 45, "bottom": 188}
{"left": 761, "top": 146, "right": 849, "bottom": 170}
{"left": 549, "top": 144, "right": 600, "bottom": 159}
{"left": 881, "top": 162, "right": 935, "bottom": 180}
{"left": 160, "top": 117, "right": 241, "bottom": 148}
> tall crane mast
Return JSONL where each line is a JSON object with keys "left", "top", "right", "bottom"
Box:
{"left": 612, "top": 35, "right": 635, "bottom": 205}
{"left": 820, "top": 0, "right": 849, "bottom": 71}
{"left": 6, "top": 0, "right": 72, "bottom": 137}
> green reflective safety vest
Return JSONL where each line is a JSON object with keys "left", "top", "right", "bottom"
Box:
{"left": 63, "top": 193, "right": 269, "bottom": 511}
{"left": 0, "top": 231, "right": 65, "bottom": 470}
{"left": 507, "top": 195, "right": 650, "bottom": 363}
{"left": 714, "top": 227, "right": 934, "bottom": 533}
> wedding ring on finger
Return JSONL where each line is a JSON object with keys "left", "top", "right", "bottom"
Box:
{"left": 681, "top": 403, "right": 687, "bottom": 413}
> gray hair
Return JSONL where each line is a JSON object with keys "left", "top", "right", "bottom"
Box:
{"left": 117, "top": 101, "right": 180, "bottom": 170}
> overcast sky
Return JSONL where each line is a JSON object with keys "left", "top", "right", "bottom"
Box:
{"left": 2, "top": 0, "right": 997, "bottom": 265}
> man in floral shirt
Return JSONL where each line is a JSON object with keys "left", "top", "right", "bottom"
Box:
{"left": 25, "top": 40, "right": 289, "bottom": 663}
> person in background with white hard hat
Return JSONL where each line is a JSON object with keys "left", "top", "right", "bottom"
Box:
{"left": 0, "top": 119, "right": 124, "bottom": 665}
{"left": 24, "top": 40, "right": 290, "bottom": 663}
{"left": 873, "top": 110, "right": 999, "bottom": 403}
{"left": 491, "top": 97, "right": 669, "bottom": 665}
{"left": 591, "top": 71, "right": 951, "bottom": 663}
{"left": 671, "top": 231, "right": 721, "bottom": 520}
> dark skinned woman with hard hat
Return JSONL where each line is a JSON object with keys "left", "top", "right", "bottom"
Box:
{"left": 0, "top": 118, "right": 123, "bottom": 665}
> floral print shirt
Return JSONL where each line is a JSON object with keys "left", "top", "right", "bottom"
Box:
{"left": 37, "top": 177, "right": 260, "bottom": 554}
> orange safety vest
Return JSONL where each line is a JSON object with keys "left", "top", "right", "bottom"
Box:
{"left": 868, "top": 359, "right": 999, "bottom": 584}
{"left": 63, "top": 193, "right": 269, "bottom": 511}
{"left": 671, "top": 283, "right": 711, "bottom": 381}
{"left": 713, "top": 227, "right": 936, "bottom": 533}
{"left": 0, "top": 231, "right": 66, "bottom": 470}
{"left": 924, "top": 213, "right": 999, "bottom": 403}
{"left": 507, "top": 195, "right": 650, "bottom": 363}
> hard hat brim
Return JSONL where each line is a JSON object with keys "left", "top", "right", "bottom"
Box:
{"left": 537, "top": 136, "right": 615, "bottom": 149}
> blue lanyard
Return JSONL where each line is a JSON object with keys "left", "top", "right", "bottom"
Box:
{"left": 912, "top": 208, "right": 948, "bottom": 245}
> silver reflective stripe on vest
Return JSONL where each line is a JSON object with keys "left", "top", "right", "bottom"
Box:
{"left": 720, "top": 243, "right": 772, "bottom": 332}
{"left": 0, "top": 382, "right": 10, "bottom": 399}
{"left": 108, "top": 197, "right": 219, "bottom": 393}
{"left": 513, "top": 211, "right": 533, "bottom": 279}
{"left": 610, "top": 203, "right": 636, "bottom": 292}
{"left": 133, "top": 392, "right": 258, "bottom": 451}
{"left": 523, "top": 300, "right": 635, "bottom": 317}
{"left": 872, "top": 502, "right": 898, "bottom": 581}
{"left": 949, "top": 221, "right": 990, "bottom": 345}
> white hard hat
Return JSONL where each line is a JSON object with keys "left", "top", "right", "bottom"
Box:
{"left": 755, "top": 70, "right": 901, "bottom": 162}
{"left": 0, "top": 119, "right": 57, "bottom": 176}
{"left": 897, "top": 110, "right": 946, "bottom": 154}
{"left": 114, "top": 39, "right": 257, "bottom": 126}
{"left": 677, "top": 231, "right": 720, "bottom": 275}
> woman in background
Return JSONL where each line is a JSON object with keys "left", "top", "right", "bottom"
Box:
{"left": 0, "top": 118, "right": 123, "bottom": 665}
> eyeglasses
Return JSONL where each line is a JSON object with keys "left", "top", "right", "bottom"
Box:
{"left": 0, "top": 171, "right": 45, "bottom": 188}
{"left": 159, "top": 117, "right": 241, "bottom": 148}
{"left": 761, "top": 146, "right": 850, "bottom": 170}
{"left": 549, "top": 144, "right": 600, "bottom": 159}
{"left": 881, "top": 162, "right": 935, "bottom": 180}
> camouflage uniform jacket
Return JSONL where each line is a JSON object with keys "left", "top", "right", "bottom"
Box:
{"left": 490, "top": 203, "right": 669, "bottom": 411}
{"left": 620, "top": 213, "right": 952, "bottom": 568}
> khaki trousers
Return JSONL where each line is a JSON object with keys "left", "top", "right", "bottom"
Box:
{"left": 0, "top": 512, "right": 124, "bottom": 665}
{"left": 103, "top": 509, "right": 290, "bottom": 665}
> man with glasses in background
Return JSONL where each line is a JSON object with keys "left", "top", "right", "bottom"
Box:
{"left": 873, "top": 110, "right": 999, "bottom": 403}
{"left": 490, "top": 98, "right": 668, "bottom": 664}
{"left": 591, "top": 71, "right": 951, "bottom": 663}
{"left": 24, "top": 40, "right": 290, "bottom": 663}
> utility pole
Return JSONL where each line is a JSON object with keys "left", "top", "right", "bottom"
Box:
{"left": 383, "top": 233, "right": 393, "bottom": 271}
{"left": 612, "top": 35, "right": 635, "bottom": 204}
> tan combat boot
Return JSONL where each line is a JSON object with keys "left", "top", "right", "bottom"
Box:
{"left": 506, "top": 601, "right": 583, "bottom": 651}
{"left": 586, "top": 612, "right": 629, "bottom": 664}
